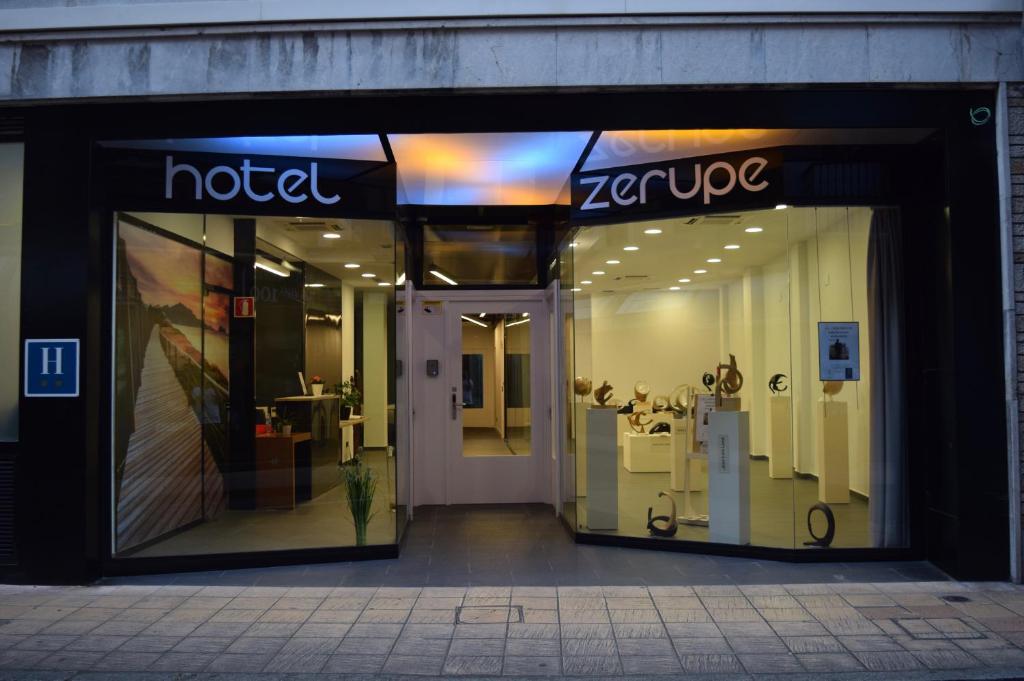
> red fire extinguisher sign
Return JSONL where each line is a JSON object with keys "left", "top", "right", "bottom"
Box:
{"left": 234, "top": 296, "right": 255, "bottom": 318}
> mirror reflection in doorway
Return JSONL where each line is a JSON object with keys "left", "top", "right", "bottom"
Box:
{"left": 461, "top": 312, "right": 531, "bottom": 457}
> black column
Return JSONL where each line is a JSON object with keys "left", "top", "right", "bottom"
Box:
{"left": 17, "top": 115, "right": 101, "bottom": 583}
{"left": 228, "top": 219, "right": 256, "bottom": 510}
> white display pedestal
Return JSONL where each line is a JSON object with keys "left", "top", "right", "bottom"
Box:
{"left": 768, "top": 396, "right": 793, "bottom": 479}
{"left": 623, "top": 432, "right": 671, "bottom": 472}
{"left": 708, "top": 411, "right": 751, "bottom": 545}
{"left": 586, "top": 407, "right": 618, "bottom": 530}
{"left": 670, "top": 414, "right": 705, "bottom": 493}
{"left": 574, "top": 402, "right": 589, "bottom": 495}
{"left": 816, "top": 400, "right": 850, "bottom": 503}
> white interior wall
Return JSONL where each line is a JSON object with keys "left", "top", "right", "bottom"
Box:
{"left": 0, "top": 144, "right": 22, "bottom": 442}
{"left": 341, "top": 282, "right": 354, "bottom": 381}
{"left": 361, "top": 290, "right": 388, "bottom": 447}
{"left": 588, "top": 290, "right": 720, "bottom": 405}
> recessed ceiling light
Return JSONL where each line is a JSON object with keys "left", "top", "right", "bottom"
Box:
{"left": 706, "top": 258, "right": 722, "bottom": 263}
{"left": 581, "top": 280, "right": 593, "bottom": 285}
{"left": 623, "top": 246, "right": 639, "bottom": 251}
{"left": 694, "top": 269, "right": 707, "bottom": 274}
{"left": 724, "top": 244, "right": 740, "bottom": 250}
{"left": 678, "top": 278, "right": 691, "bottom": 283}
{"left": 669, "top": 286, "right": 681, "bottom": 291}
{"left": 571, "top": 288, "right": 582, "bottom": 292}
{"left": 344, "top": 263, "right": 360, "bottom": 268}
{"left": 592, "top": 271, "right": 605, "bottom": 275}
{"left": 322, "top": 232, "right": 342, "bottom": 239}
{"left": 377, "top": 281, "right": 391, "bottom": 286}
{"left": 304, "top": 283, "right": 325, "bottom": 288}
{"left": 744, "top": 227, "right": 763, "bottom": 233}
{"left": 775, "top": 204, "right": 788, "bottom": 210}
{"left": 644, "top": 228, "right": 662, "bottom": 235}
{"left": 569, "top": 242, "right": 579, "bottom": 248}
{"left": 605, "top": 259, "right": 620, "bottom": 265}
{"left": 361, "top": 273, "right": 376, "bottom": 278}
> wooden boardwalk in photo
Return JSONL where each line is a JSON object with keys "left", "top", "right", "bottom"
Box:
{"left": 116, "top": 326, "right": 224, "bottom": 554}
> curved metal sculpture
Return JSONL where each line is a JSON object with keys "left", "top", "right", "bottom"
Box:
{"left": 634, "top": 381, "right": 651, "bottom": 403}
{"left": 803, "top": 502, "right": 836, "bottom": 548}
{"left": 649, "top": 421, "right": 671, "bottom": 435}
{"left": 718, "top": 354, "right": 744, "bottom": 395}
{"left": 669, "top": 384, "right": 691, "bottom": 414}
{"left": 702, "top": 372, "right": 715, "bottom": 393}
{"left": 573, "top": 376, "right": 593, "bottom": 398}
{"left": 627, "top": 410, "right": 653, "bottom": 433}
{"left": 617, "top": 399, "right": 637, "bottom": 415}
{"left": 594, "top": 381, "right": 614, "bottom": 407}
{"left": 647, "top": 491, "right": 678, "bottom": 537}
{"left": 768, "top": 373, "right": 788, "bottom": 395}
{"left": 652, "top": 395, "right": 670, "bottom": 413}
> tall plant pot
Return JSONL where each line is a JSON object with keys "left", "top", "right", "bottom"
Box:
{"left": 340, "top": 405, "right": 352, "bottom": 420}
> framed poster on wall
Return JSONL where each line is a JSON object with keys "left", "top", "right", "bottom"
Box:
{"left": 818, "top": 322, "right": 860, "bottom": 381}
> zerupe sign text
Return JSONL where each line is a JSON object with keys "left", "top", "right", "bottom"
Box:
{"left": 571, "top": 149, "right": 783, "bottom": 222}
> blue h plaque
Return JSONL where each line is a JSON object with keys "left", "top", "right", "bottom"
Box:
{"left": 24, "top": 339, "right": 80, "bottom": 398}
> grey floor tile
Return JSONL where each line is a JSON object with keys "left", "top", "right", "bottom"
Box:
{"left": 507, "top": 622, "right": 559, "bottom": 639}
{"left": 0, "top": 649, "right": 49, "bottom": 668}
{"left": 612, "top": 622, "right": 666, "bottom": 638}
{"left": 336, "top": 636, "right": 395, "bottom": 654}
{"left": 911, "top": 649, "right": 981, "bottom": 669}
{"left": 401, "top": 623, "right": 454, "bottom": 639}
{"left": 679, "top": 653, "right": 744, "bottom": 673}
{"left": 323, "top": 653, "right": 386, "bottom": 673}
{"left": 90, "top": 650, "right": 160, "bottom": 671}
{"left": 449, "top": 637, "right": 504, "bottom": 656}
{"left": 348, "top": 622, "right": 404, "bottom": 637}
{"left": 621, "top": 655, "right": 682, "bottom": 673}
{"left": 853, "top": 650, "right": 925, "bottom": 671}
{"left": 738, "top": 653, "right": 805, "bottom": 673}
{"left": 38, "top": 651, "right": 104, "bottom": 670}
{"left": 263, "top": 652, "right": 329, "bottom": 672}
{"left": 797, "top": 652, "right": 865, "bottom": 671}
{"left": 728, "top": 636, "right": 789, "bottom": 653}
{"left": 225, "top": 636, "right": 288, "bottom": 654}
{"left": 771, "top": 621, "right": 830, "bottom": 636}
{"left": 617, "top": 637, "right": 675, "bottom": 656}
{"left": 559, "top": 623, "right": 613, "bottom": 638}
{"left": 839, "top": 634, "right": 906, "bottom": 651}
{"left": 562, "top": 655, "right": 622, "bottom": 675}
{"left": 392, "top": 636, "right": 452, "bottom": 656}
{"left": 117, "top": 635, "right": 181, "bottom": 652}
{"left": 454, "top": 623, "right": 507, "bottom": 638}
{"left": 243, "top": 621, "right": 301, "bottom": 637}
{"left": 672, "top": 636, "right": 731, "bottom": 654}
{"left": 206, "top": 652, "right": 274, "bottom": 672}
{"left": 666, "top": 622, "right": 721, "bottom": 637}
{"left": 62, "top": 635, "right": 128, "bottom": 652}
{"left": 561, "top": 637, "right": 617, "bottom": 656}
{"left": 506, "top": 638, "right": 560, "bottom": 657}
{"left": 503, "top": 656, "right": 561, "bottom": 676}
{"left": 149, "top": 651, "right": 215, "bottom": 671}
{"left": 383, "top": 654, "right": 445, "bottom": 675}
{"left": 783, "top": 635, "right": 844, "bottom": 653}
{"left": 15, "top": 635, "right": 76, "bottom": 651}
{"left": 280, "top": 636, "right": 342, "bottom": 654}
{"left": 170, "top": 635, "right": 233, "bottom": 653}
{"left": 444, "top": 655, "right": 503, "bottom": 675}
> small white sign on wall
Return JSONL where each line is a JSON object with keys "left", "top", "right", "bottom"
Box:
{"left": 818, "top": 322, "right": 860, "bottom": 381}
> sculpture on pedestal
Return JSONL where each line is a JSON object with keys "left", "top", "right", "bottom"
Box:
{"left": 768, "top": 373, "right": 788, "bottom": 395}
{"left": 716, "top": 354, "right": 743, "bottom": 406}
{"left": 646, "top": 491, "right": 679, "bottom": 537}
{"left": 573, "top": 376, "right": 592, "bottom": 398}
{"left": 822, "top": 381, "right": 844, "bottom": 399}
{"left": 594, "top": 381, "right": 614, "bottom": 407}
{"left": 701, "top": 373, "right": 715, "bottom": 393}
{"left": 627, "top": 411, "right": 653, "bottom": 433}
{"left": 633, "top": 381, "right": 651, "bottom": 403}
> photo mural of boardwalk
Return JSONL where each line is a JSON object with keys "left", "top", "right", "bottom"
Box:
{"left": 114, "top": 216, "right": 229, "bottom": 554}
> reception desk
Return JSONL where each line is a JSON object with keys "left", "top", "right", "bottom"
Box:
{"left": 274, "top": 395, "right": 340, "bottom": 499}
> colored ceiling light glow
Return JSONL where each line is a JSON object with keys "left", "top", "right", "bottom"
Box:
{"left": 644, "top": 228, "right": 663, "bottom": 235}
{"left": 430, "top": 269, "right": 459, "bottom": 286}
{"left": 461, "top": 315, "right": 487, "bottom": 328}
{"left": 322, "top": 232, "right": 341, "bottom": 239}
{"left": 388, "top": 131, "right": 592, "bottom": 206}
{"left": 104, "top": 134, "right": 388, "bottom": 161}
{"left": 775, "top": 204, "right": 788, "bottom": 210}
{"left": 706, "top": 258, "right": 721, "bottom": 263}
{"left": 344, "top": 263, "right": 360, "bottom": 268}
{"left": 724, "top": 244, "right": 740, "bottom": 249}
{"left": 592, "top": 270, "right": 605, "bottom": 275}
{"left": 744, "top": 226, "right": 763, "bottom": 233}
{"left": 605, "top": 259, "right": 620, "bottom": 265}
{"left": 623, "top": 246, "right": 639, "bottom": 251}
{"left": 694, "top": 269, "right": 707, "bottom": 274}
{"left": 678, "top": 278, "right": 691, "bottom": 283}
{"left": 361, "top": 273, "right": 376, "bottom": 278}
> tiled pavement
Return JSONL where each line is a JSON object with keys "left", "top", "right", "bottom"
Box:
{"left": 1, "top": 581, "right": 1024, "bottom": 678}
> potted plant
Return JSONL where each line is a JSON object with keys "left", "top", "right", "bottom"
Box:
{"left": 340, "top": 457, "right": 376, "bottom": 546}
{"left": 273, "top": 415, "right": 293, "bottom": 437}
{"left": 336, "top": 378, "right": 361, "bottom": 420}
{"left": 310, "top": 375, "right": 325, "bottom": 396}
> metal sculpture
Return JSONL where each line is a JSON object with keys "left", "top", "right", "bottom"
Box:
{"left": 573, "top": 376, "right": 592, "bottom": 397}
{"left": 652, "top": 395, "right": 670, "bottom": 413}
{"left": 646, "top": 491, "right": 678, "bottom": 537}
{"left": 803, "top": 502, "right": 836, "bottom": 547}
{"left": 768, "top": 373, "right": 788, "bottom": 395}
{"left": 669, "top": 384, "right": 692, "bottom": 415}
{"left": 701, "top": 372, "right": 715, "bottom": 393}
{"left": 627, "top": 410, "right": 653, "bottom": 433}
{"left": 822, "top": 380, "right": 844, "bottom": 399}
{"left": 634, "top": 381, "right": 651, "bottom": 403}
{"left": 594, "top": 381, "right": 614, "bottom": 406}
{"left": 715, "top": 354, "right": 743, "bottom": 406}
{"left": 649, "top": 421, "right": 671, "bottom": 435}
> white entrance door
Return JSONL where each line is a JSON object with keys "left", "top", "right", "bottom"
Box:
{"left": 443, "top": 297, "right": 551, "bottom": 504}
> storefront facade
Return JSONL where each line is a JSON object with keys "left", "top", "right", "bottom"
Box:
{"left": 0, "top": 2, "right": 1021, "bottom": 584}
